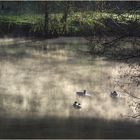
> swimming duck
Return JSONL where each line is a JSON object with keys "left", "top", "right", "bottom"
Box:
{"left": 110, "top": 91, "right": 118, "bottom": 98}
{"left": 76, "top": 90, "right": 91, "bottom": 97}
{"left": 73, "top": 101, "right": 81, "bottom": 109}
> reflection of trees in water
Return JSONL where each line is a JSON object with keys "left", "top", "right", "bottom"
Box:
{"left": 87, "top": 36, "right": 140, "bottom": 60}
{"left": 87, "top": 36, "right": 140, "bottom": 119}
{"left": 0, "top": 92, "right": 42, "bottom": 114}
{"left": 114, "top": 62, "right": 140, "bottom": 119}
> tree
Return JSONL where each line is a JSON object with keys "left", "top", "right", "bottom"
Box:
{"left": 61, "top": 1, "right": 72, "bottom": 35}
{"left": 1, "top": 1, "right": 4, "bottom": 10}
{"left": 86, "top": 1, "right": 140, "bottom": 55}
{"left": 44, "top": 2, "right": 49, "bottom": 36}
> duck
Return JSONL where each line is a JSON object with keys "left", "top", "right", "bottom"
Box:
{"left": 110, "top": 91, "right": 118, "bottom": 98}
{"left": 73, "top": 101, "right": 81, "bottom": 109}
{"left": 76, "top": 90, "right": 91, "bottom": 97}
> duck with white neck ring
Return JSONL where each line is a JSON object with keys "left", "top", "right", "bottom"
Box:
{"left": 73, "top": 101, "right": 81, "bottom": 109}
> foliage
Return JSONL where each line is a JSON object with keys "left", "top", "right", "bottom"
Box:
{"left": 0, "top": 1, "right": 139, "bottom": 37}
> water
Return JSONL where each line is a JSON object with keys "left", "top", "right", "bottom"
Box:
{"left": 0, "top": 37, "right": 140, "bottom": 138}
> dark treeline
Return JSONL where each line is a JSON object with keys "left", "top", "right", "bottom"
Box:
{"left": 0, "top": 1, "right": 140, "bottom": 38}
{"left": 0, "top": 1, "right": 139, "bottom": 13}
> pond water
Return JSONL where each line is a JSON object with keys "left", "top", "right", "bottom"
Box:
{"left": 0, "top": 37, "right": 140, "bottom": 138}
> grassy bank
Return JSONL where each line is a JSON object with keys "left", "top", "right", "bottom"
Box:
{"left": 0, "top": 11, "right": 139, "bottom": 37}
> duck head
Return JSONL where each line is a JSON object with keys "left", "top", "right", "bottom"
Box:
{"left": 83, "top": 90, "right": 86, "bottom": 94}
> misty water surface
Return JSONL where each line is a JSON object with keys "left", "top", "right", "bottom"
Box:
{"left": 0, "top": 37, "right": 140, "bottom": 138}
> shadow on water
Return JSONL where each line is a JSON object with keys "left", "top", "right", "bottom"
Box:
{"left": 0, "top": 116, "right": 140, "bottom": 138}
{"left": 88, "top": 37, "right": 140, "bottom": 65}
{"left": 0, "top": 37, "right": 139, "bottom": 65}
{"left": 0, "top": 38, "right": 86, "bottom": 60}
{"left": 0, "top": 93, "right": 23, "bottom": 105}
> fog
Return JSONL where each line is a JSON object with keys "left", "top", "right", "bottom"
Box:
{"left": 0, "top": 37, "right": 139, "bottom": 122}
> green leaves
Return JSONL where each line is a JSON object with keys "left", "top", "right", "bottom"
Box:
{"left": 0, "top": 11, "right": 139, "bottom": 35}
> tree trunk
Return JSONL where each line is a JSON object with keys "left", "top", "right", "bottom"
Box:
{"left": 62, "top": 2, "right": 70, "bottom": 35}
{"left": 1, "top": 2, "right": 4, "bottom": 10}
{"left": 44, "top": 2, "right": 49, "bottom": 36}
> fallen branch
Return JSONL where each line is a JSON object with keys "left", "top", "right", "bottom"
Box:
{"left": 116, "top": 82, "right": 140, "bottom": 100}
{"left": 116, "top": 54, "right": 140, "bottom": 60}
{"left": 101, "top": 35, "right": 125, "bottom": 47}
{"left": 125, "top": 114, "right": 140, "bottom": 119}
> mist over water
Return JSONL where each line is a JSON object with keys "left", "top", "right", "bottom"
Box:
{"left": 0, "top": 37, "right": 139, "bottom": 122}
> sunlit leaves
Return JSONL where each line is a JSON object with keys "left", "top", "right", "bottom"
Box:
{"left": 0, "top": 11, "right": 139, "bottom": 35}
